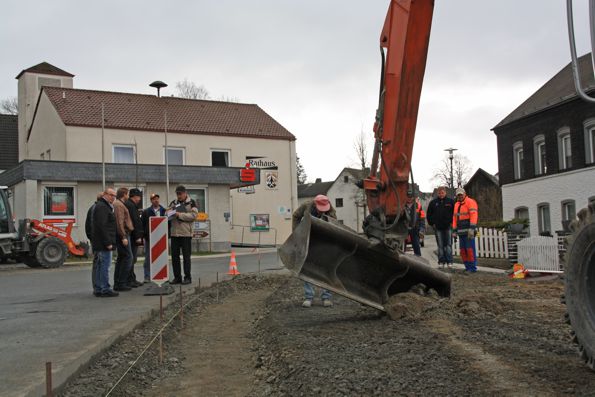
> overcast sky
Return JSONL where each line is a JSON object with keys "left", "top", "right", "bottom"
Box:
{"left": 1, "top": 0, "right": 592, "bottom": 191}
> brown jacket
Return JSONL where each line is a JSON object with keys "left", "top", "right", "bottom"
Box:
{"left": 113, "top": 199, "right": 134, "bottom": 238}
{"left": 292, "top": 200, "right": 337, "bottom": 230}
{"left": 168, "top": 196, "right": 199, "bottom": 237}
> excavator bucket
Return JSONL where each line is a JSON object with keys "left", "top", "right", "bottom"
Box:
{"left": 279, "top": 215, "right": 451, "bottom": 311}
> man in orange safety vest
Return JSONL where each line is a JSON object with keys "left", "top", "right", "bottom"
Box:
{"left": 453, "top": 187, "right": 479, "bottom": 272}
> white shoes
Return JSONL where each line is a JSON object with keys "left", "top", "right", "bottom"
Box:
{"left": 302, "top": 299, "right": 333, "bottom": 307}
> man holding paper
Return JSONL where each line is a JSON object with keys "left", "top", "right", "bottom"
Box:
{"left": 168, "top": 185, "right": 199, "bottom": 284}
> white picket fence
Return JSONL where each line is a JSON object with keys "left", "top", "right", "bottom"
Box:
{"left": 452, "top": 227, "right": 509, "bottom": 259}
{"left": 517, "top": 236, "right": 562, "bottom": 273}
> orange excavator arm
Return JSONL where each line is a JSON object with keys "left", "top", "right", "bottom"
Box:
{"left": 364, "top": 0, "right": 434, "bottom": 243}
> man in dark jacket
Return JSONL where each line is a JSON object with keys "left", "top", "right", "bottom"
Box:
{"left": 125, "top": 188, "right": 144, "bottom": 287}
{"left": 141, "top": 193, "right": 166, "bottom": 283}
{"left": 426, "top": 186, "right": 455, "bottom": 268}
{"left": 404, "top": 191, "right": 426, "bottom": 257}
{"left": 92, "top": 188, "right": 119, "bottom": 297}
{"left": 85, "top": 193, "right": 103, "bottom": 295}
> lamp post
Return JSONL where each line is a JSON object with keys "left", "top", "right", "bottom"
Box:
{"left": 444, "top": 147, "right": 457, "bottom": 196}
{"left": 150, "top": 81, "right": 169, "bottom": 203}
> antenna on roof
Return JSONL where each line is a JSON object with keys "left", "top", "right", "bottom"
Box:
{"left": 149, "top": 80, "right": 168, "bottom": 97}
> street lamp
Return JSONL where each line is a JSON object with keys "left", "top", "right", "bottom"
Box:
{"left": 149, "top": 80, "right": 168, "bottom": 97}
{"left": 444, "top": 147, "right": 457, "bottom": 196}
{"left": 149, "top": 81, "right": 169, "bottom": 203}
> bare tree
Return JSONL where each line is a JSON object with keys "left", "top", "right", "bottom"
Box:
{"left": 175, "top": 79, "right": 210, "bottom": 100}
{"left": 296, "top": 155, "right": 307, "bottom": 184}
{"left": 353, "top": 129, "right": 369, "bottom": 171}
{"left": 0, "top": 97, "right": 18, "bottom": 115}
{"left": 432, "top": 153, "right": 473, "bottom": 189}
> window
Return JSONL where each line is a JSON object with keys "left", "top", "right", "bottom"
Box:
{"left": 164, "top": 147, "right": 185, "bottom": 165}
{"left": 43, "top": 186, "right": 75, "bottom": 218}
{"left": 514, "top": 206, "right": 529, "bottom": 220}
{"left": 533, "top": 135, "right": 546, "bottom": 175}
{"left": 343, "top": 175, "right": 349, "bottom": 183}
{"left": 512, "top": 141, "right": 524, "bottom": 180}
{"left": 335, "top": 198, "right": 344, "bottom": 208}
{"left": 537, "top": 203, "right": 551, "bottom": 235}
{"left": 584, "top": 120, "right": 595, "bottom": 164}
{"left": 211, "top": 150, "right": 230, "bottom": 167}
{"left": 187, "top": 188, "right": 207, "bottom": 213}
{"left": 113, "top": 145, "right": 135, "bottom": 164}
{"left": 561, "top": 200, "right": 576, "bottom": 222}
{"left": 557, "top": 128, "right": 572, "bottom": 170}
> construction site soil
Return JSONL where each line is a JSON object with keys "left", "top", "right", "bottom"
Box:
{"left": 60, "top": 271, "right": 595, "bottom": 396}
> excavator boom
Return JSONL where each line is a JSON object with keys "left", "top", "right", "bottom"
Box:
{"left": 280, "top": 0, "right": 451, "bottom": 311}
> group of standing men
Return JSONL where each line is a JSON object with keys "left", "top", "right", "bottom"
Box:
{"left": 425, "top": 186, "right": 479, "bottom": 272}
{"left": 86, "top": 185, "right": 198, "bottom": 297}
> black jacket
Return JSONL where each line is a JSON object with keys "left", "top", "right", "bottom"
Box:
{"left": 92, "top": 198, "right": 117, "bottom": 251}
{"left": 141, "top": 205, "right": 166, "bottom": 241}
{"left": 85, "top": 202, "right": 96, "bottom": 241}
{"left": 426, "top": 196, "right": 455, "bottom": 231}
{"left": 125, "top": 199, "right": 144, "bottom": 240}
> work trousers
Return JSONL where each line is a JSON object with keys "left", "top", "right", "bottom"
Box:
{"left": 458, "top": 234, "right": 477, "bottom": 272}
{"left": 114, "top": 234, "right": 133, "bottom": 287}
{"left": 171, "top": 236, "right": 192, "bottom": 280}
{"left": 435, "top": 228, "right": 453, "bottom": 264}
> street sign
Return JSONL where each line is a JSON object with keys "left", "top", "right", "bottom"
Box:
{"left": 240, "top": 162, "right": 256, "bottom": 182}
{"left": 150, "top": 216, "right": 169, "bottom": 285}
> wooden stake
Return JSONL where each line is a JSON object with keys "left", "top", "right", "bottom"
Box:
{"left": 46, "top": 361, "right": 52, "bottom": 397}
{"left": 159, "top": 295, "right": 164, "bottom": 364}
{"left": 216, "top": 272, "right": 219, "bottom": 303}
{"left": 179, "top": 284, "right": 184, "bottom": 328}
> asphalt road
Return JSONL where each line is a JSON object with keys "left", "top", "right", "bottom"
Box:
{"left": 0, "top": 250, "right": 283, "bottom": 397}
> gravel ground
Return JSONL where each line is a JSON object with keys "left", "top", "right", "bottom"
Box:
{"left": 59, "top": 270, "right": 595, "bottom": 396}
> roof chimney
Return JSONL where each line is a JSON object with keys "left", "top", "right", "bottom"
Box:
{"left": 315, "top": 178, "right": 322, "bottom": 183}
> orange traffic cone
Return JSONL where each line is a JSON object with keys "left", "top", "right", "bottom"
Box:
{"left": 227, "top": 251, "right": 240, "bottom": 276}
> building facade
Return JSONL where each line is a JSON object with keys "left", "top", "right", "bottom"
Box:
{"left": 493, "top": 54, "right": 595, "bottom": 236}
{"left": 2, "top": 62, "right": 298, "bottom": 249}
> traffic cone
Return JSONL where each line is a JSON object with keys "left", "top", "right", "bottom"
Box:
{"left": 227, "top": 251, "right": 240, "bottom": 276}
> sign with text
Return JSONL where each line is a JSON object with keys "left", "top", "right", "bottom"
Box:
{"left": 250, "top": 214, "right": 270, "bottom": 232}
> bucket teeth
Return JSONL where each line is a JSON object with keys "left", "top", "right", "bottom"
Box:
{"left": 279, "top": 215, "right": 451, "bottom": 311}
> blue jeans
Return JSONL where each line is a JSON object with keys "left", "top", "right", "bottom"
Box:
{"left": 408, "top": 228, "right": 421, "bottom": 256}
{"left": 96, "top": 250, "right": 113, "bottom": 293}
{"left": 435, "top": 228, "right": 453, "bottom": 264}
{"left": 92, "top": 252, "right": 99, "bottom": 293}
{"left": 304, "top": 282, "right": 332, "bottom": 301}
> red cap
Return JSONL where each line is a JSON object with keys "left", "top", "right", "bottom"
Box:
{"left": 314, "top": 195, "right": 331, "bottom": 212}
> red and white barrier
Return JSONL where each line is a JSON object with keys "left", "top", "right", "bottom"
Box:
{"left": 150, "top": 216, "right": 169, "bottom": 285}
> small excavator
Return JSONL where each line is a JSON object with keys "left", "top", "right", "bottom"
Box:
{"left": 280, "top": 0, "right": 595, "bottom": 370}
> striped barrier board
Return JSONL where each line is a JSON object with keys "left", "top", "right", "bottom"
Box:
{"left": 150, "top": 216, "right": 169, "bottom": 285}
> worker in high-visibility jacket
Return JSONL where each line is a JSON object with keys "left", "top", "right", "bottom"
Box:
{"left": 453, "top": 187, "right": 479, "bottom": 272}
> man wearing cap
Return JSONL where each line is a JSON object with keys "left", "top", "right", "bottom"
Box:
{"left": 141, "top": 193, "right": 166, "bottom": 283}
{"left": 125, "top": 188, "right": 144, "bottom": 287}
{"left": 453, "top": 187, "right": 479, "bottom": 272}
{"left": 404, "top": 190, "right": 426, "bottom": 256}
{"left": 169, "top": 185, "right": 199, "bottom": 284}
{"left": 292, "top": 194, "right": 337, "bottom": 308}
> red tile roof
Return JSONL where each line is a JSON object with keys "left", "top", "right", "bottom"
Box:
{"left": 16, "top": 62, "right": 74, "bottom": 79}
{"left": 40, "top": 87, "right": 295, "bottom": 141}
